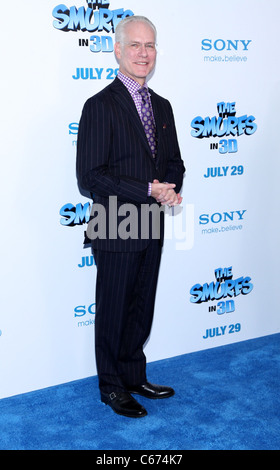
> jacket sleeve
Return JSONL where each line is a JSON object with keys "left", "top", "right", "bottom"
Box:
{"left": 162, "top": 102, "right": 185, "bottom": 193}
{"left": 76, "top": 96, "right": 150, "bottom": 204}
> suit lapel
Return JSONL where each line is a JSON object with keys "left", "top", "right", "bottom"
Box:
{"left": 110, "top": 78, "right": 155, "bottom": 160}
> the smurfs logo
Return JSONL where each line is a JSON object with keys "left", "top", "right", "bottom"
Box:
{"left": 190, "top": 266, "right": 253, "bottom": 315}
{"left": 52, "top": 0, "right": 134, "bottom": 53}
{"left": 191, "top": 101, "right": 257, "bottom": 154}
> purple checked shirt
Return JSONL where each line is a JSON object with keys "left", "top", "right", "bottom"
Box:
{"left": 117, "top": 71, "right": 156, "bottom": 125}
{"left": 117, "top": 71, "right": 155, "bottom": 196}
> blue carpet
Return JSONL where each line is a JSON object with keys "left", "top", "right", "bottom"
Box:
{"left": 1, "top": 334, "right": 280, "bottom": 450}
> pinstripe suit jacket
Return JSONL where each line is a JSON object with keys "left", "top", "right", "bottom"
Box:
{"left": 76, "top": 77, "right": 185, "bottom": 252}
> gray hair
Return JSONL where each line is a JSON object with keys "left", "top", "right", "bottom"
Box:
{"left": 115, "top": 15, "right": 157, "bottom": 44}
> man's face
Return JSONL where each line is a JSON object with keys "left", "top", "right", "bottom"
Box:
{"left": 114, "top": 21, "right": 157, "bottom": 85}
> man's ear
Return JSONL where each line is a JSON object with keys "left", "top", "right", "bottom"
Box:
{"left": 114, "top": 42, "right": 121, "bottom": 61}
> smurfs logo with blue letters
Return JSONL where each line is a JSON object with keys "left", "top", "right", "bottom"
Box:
{"left": 190, "top": 266, "right": 254, "bottom": 314}
{"left": 52, "top": 0, "right": 134, "bottom": 53}
{"left": 191, "top": 101, "right": 257, "bottom": 155}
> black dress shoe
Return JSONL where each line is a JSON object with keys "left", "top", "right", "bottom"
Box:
{"left": 128, "top": 382, "right": 175, "bottom": 399}
{"left": 101, "top": 391, "right": 147, "bottom": 418}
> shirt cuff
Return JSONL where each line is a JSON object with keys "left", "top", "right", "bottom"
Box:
{"left": 148, "top": 182, "right": 152, "bottom": 197}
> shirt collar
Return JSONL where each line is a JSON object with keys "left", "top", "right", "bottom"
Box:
{"left": 117, "top": 71, "right": 149, "bottom": 96}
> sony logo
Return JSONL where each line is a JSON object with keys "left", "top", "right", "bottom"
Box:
{"left": 202, "top": 39, "right": 252, "bottom": 51}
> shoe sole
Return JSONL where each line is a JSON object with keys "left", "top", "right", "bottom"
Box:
{"left": 101, "top": 396, "right": 148, "bottom": 418}
{"left": 128, "top": 390, "right": 175, "bottom": 400}
{"left": 104, "top": 402, "right": 148, "bottom": 418}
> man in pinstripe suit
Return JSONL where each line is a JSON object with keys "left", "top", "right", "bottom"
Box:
{"left": 77, "top": 16, "right": 185, "bottom": 418}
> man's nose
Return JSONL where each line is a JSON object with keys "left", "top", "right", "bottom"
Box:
{"left": 138, "top": 44, "right": 148, "bottom": 56}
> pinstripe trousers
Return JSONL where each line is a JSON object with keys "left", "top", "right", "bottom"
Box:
{"left": 93, "top": 240, "right": 162, "bottom": 394}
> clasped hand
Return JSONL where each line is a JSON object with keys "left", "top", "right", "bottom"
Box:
{"left": 151, "top": 180, "right": 183, "bottom": 207}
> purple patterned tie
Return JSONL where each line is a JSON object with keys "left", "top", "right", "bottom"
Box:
{"left": 139, "top": 87, "right": 157, "bottom": 158}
